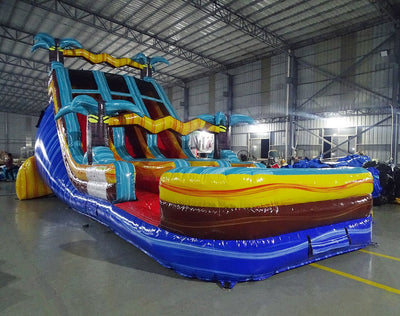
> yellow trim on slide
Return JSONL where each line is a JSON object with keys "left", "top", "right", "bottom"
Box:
{"left": 63, "top": 49, "right": 144, "bottom": 69}
{"left": 108, "top": 113, "right": 224, "bottom": 135}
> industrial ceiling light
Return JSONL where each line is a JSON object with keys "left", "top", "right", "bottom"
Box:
{"left": 325, "top": 116, "right": 351, "bottom": 129}
{"left": 380, "top": 50, "right": 389, "bottom": 57}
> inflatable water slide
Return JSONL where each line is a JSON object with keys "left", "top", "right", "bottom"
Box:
{"left": 16, "top": 34, "right": 374, "bottom": 288}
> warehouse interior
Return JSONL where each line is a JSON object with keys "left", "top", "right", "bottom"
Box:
{"left": 1, "top": 0, "right": 400, "bottom": 314}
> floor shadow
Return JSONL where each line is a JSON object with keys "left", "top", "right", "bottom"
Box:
{"left": 14, "top": 196, "right": 209, "bottom": 286}
{"left": 15, "top": 196, "right": 184, "bottom": 280}
{"left": 59, "top": 222, "right": 185, "bottom": 281}
{"left": 0, "top": 269, "right": 17, "bottom": 289}
{"left": 0, "top": 260, "right": 29, "bottom": 312}
{"left": 0, "top": 181, "right": 18, "bottom": 197}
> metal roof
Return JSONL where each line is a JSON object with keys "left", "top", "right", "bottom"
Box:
{"left": 1, "top": 0, "right": 399, "bottom": 116}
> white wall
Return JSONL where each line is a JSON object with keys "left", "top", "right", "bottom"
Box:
{"left": 0, "top": 112, "right": 37, "bottom": 157}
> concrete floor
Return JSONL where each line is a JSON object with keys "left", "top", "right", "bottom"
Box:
{"left": 1, "top": 181, "right": 400, "bottom": 316}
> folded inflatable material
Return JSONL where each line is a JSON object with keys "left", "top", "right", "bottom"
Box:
{"left": 366, "top": 167, "right": 382, "bottom": 199}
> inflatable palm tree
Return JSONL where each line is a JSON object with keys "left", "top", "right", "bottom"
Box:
{"left": 55, "top": 95, "right": 144, "bottom": 164}
{"left": 32, "top": 32, "right": 82, "bottom": 63}
{"left": 132, "top": 53, "right": 169, "bottom": 78}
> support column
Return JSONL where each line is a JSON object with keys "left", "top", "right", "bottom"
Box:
{"left": 226, "top": 74, "right": 234, "bottom": 149}
{"left": 227, "top": 74, "right": 233, "bottom": 116}
{"left": 5, "top": 112, "right": 9, "bottom": 153}
{"left": 285, "top": 50, "right": 297, "bottom": 161}
{"left": 209, "top": 74, "right": 215, "bottom": 114}
{"left": 340, "top": 33, "right": 357, "bottom": 108}
{"left": 183, "top": 85, "right": 189, "bottom": 122}
{"left": 261, "top": 57, "right": 271, "bottom": 110}
{"left": 166, "top": 86, "right": 174, "bottom": 105}
{"left": 210, "top": 74, "right": 219, "bottom": 158}
{"left": 391, "top": 31, "right": 400, "bottom": 164}
{"left": 391, "top": 107, "right": 399, "bottom": 164}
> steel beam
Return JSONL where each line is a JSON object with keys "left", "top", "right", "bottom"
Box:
{"left": 25, "top": 0, "right": 225, "bottom": 70}
{"left": 391, "top": 31, "right": 400, "bottom": 164}
{"left": 294, "top": 121, "right": 337, "bottom": 148}
{"left": 294, "top": 115, "right": 393, "bottom": 158}
{"left": 185, "top": 0, "right": 395, "bottom": 117}
{"left": 285, "top": 51, "right": 297, "bottom": 160}
{"left": 0, "top": 52, "right": 49, "bottom": 73}
{"left": 227, "top": 74, "right": 233, "bottom": 116}
{"left": 183, "top": 86, "right": 189, "bottom": 121}
{"left": 224, "top": 74, "right": 234, "bottom": 150}
{"left": 1, "top": 91, "right": 45, "bottom": 105}
{"left": 0, "top": 71, "right": 47, "bottom": 89}
{"left": 186, "top": 0, "right": 288, "bottom": 51}
{"left": 0, "top": 82, "right": 47, "bottom": 96}
{"left": 292, "top": 17, "right": 387, "bottom": 50}
{"left": 0, "top": 100, "right": 44, "bottom": 116}
{"left": 369, "top": 0, "right": 400, "bottom": 27}
{"left": 322, "top": 116, "right": 392, "bottom": 157}
{"left": 0, "top": 24, "right": 185, "bottom": 85}
{"left": 297, "top": 34, "right": 395, "bottom": 110}
{"left": 391, "top": 107, "right": 399, "bottom": 164}
{"left": 0, "top": 24, "right": 34, "bottom": 45}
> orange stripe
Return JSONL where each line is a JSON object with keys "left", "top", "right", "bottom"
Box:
{"left": 160, "top": 179, "right": 372, "bottom": 198}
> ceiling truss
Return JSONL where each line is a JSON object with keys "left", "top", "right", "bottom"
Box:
{"left": 0, "top": 0, "right": 397, "bottom": 116}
